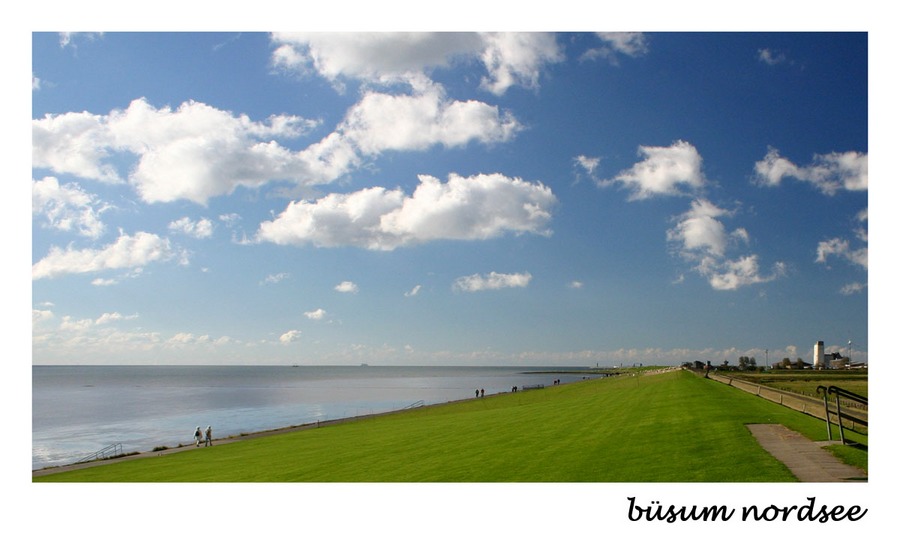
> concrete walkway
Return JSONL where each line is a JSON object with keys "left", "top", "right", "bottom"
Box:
{"left": 747, "top": 424, "right": 867, "bottom": 482}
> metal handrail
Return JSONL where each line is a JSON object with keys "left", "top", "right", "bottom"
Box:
{"left": 75, "top": 442, "right": 124, "bottom": 464}
{"left": 816, "top": 386, "right": 867, "bottom": 444}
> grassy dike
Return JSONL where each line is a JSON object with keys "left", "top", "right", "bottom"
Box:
{"left": 34, "top": 370, "right": 867, "bottom": 482}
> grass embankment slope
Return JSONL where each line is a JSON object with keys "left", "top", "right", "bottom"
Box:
{"left": 36, "top": 370, "right": 867, "bottom": 482}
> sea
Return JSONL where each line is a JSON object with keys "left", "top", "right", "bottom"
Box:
{"left": 32, "top": 365, "right": 591, "bottom": 470}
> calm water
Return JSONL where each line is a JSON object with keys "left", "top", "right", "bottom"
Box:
{"left": 32, "top": 365, "right": 589, "bottom": 470}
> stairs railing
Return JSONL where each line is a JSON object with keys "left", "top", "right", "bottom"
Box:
{"left": 816, "top": 386, "right": 867, "bottom": 445}
{"left": 75, "top": 442, "right": 124, "bottom": 464}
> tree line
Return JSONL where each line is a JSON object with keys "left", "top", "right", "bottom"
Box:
{"left": 683, "top": 356, "right": 809, "bottom": 372}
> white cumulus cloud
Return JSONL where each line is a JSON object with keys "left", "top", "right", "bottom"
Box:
{"left": 258, "top": 186, "right": 405, "bottom": 249}
{"left": 32, "top": 231, "right": 174, "bottom": 279}
{"left": 256, "top": 172, "right": 556, "bottom": 250}
{"left": 667, "top": 199, "right": 733, "bottom": 257}
{"left": 757, "top": 48, "right": 788, "bottom": 65}
{"left": 32, "top": 110, "right": 120, "bottom": 183}
{"left": 167, "top": 332, "right": 212, "bottom": 345}
{"left": 279, "top": 330, "right": 302, "bottom": 344}
{"left": 95, "top": 312, "right": 138, "bottom": 325}
{"left": 261, "top": 272, "right": 290, "bottom": 285}
{"left": 339, "top": 81, "right": 521, "bottom": 155}
{"left": 754, "top": 147, "right": 867, "bottom": 195}
{"left": 815, "top": 208, "right": 868, "bottom": 272}
{"left": 581, "top": 33, "right": 649, "bottom": 64}
{"left": 115, "top": 99, "right": 319, "bottom": 204}
{"left": 453, "top": 271, "right": 532, "bottom": 292}
{"left": 33, "top": 309, "right": 55, "bottom": 326}
{"left": 698, "top": 255, "right": 787, "bottom": 291}
{"left": 270, "top": 32, "right": 562, "bottom": 96}
{"left": 600, "top": 140, "right": 705, "bottom": 200}
{"left": 168, "top": 216, "right": 214, "bottom": 239}
{"left": 404, "top": 284, "right": 422, "bottom": 297}
{"left": 668, "top": 200, "right": 784, "bottom": 291}
{"left": 477, "top": 32, "right": 564, "bottom": 95}
{"left": 33, "top": 98, "right": 321, "bottom": 205}
{"left": 32, "top": 176, "right": 107, "bottom": 238}
{"left": 816, "top": 238, "right": 868, "bottom": 270}
{"left": 334, "top": 281, "right": 359, "bottom": 293}
{"left": 272, "top": 32, "right": 482, "bottom": 85}
{"left": 840, "top": 282, "right": 866, "bottom": 295}
{"left": 574, "top": 155, "right": 600, "bottom": 175}
{"left": 34, "top": 87, "right": 521, "bottom": 207}
{"left": 304, "top": 308, "right": 327, "bottom": 320}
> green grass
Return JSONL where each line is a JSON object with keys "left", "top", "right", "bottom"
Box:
{"left": 35, "top": 370, "right": 867, "bottom": 482}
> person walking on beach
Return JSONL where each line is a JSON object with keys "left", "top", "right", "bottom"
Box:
{"left": 204, "top": 425, "right": 213, "bottom": 447}
{"left": 194, "top": 426, "right": 203, "bottom": 447}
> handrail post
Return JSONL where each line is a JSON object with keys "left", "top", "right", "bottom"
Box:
{"left": 817, "top": 385, "right": 833, "bottom": 441}
{"left": 834, "top": 391, "right": 846, "bottom": 445}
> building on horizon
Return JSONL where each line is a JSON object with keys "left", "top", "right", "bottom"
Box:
{"left": 814, "top": 341, "right": 825, "bottom": 368}
{"left": 813, "top": 340, "right": 850, "bottom": 369}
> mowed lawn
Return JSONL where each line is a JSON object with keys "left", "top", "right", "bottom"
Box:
{"left": 35, "top": 370, "right": 867, "bottom": 482}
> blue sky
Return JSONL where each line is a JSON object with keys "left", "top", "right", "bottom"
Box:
{"left": 31, "top": 31, "right": 869, "bottom": 367}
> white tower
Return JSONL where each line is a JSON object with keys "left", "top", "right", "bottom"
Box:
{"left": 814, "top": 340, "right": 825, "bottom": 368}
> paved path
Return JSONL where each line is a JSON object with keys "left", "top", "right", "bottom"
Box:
{"left": 747, "top": 424, "right": 867, "bottom": 482}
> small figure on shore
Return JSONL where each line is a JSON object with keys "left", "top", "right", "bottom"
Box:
{"left": 204, "top": 425, "right": 213, "bottom": 447}
{"left": 194, "top": 426, "right": 202, "bottom": 447}
{"left": 476, "top": 389, "right": 480, "bottom": 398}
{"left": 480, "top": 388, "right": 484, "bottom": 398}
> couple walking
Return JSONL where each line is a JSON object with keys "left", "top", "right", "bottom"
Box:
{"left": 194, "top": 425, "right": 213, "bottom": 447}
